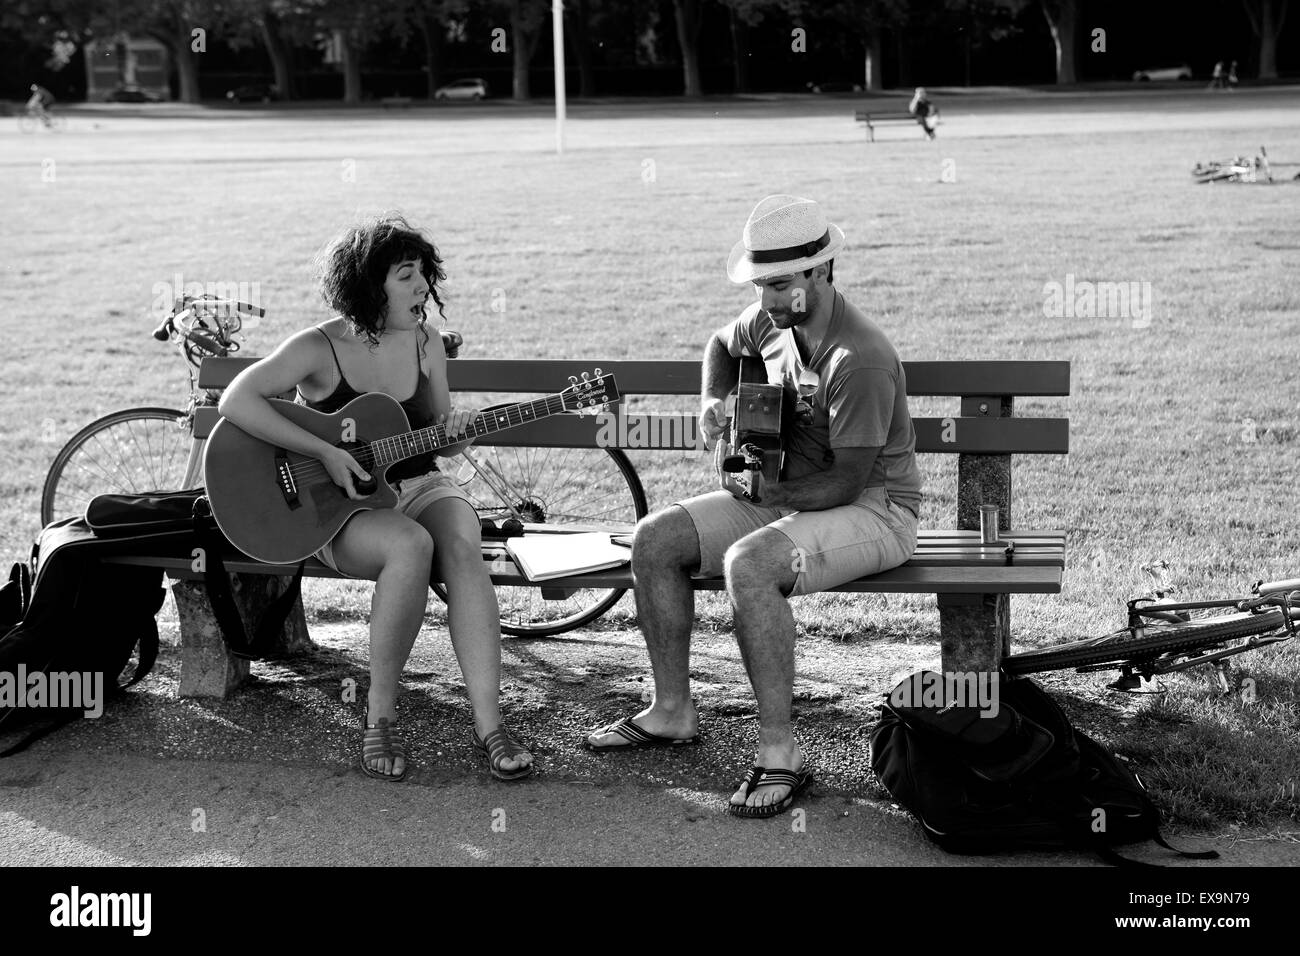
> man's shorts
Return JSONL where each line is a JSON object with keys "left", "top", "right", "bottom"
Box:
{"left": 314, "top": 470, "right": 475, "bottom": 576}
{"left": 674, "top": 485, "right": 919, "bottom": 596}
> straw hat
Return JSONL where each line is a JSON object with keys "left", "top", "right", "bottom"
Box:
{"left": 726, "top": 195, "right": 845, "bottom": 284}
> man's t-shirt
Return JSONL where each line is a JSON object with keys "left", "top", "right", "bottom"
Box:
{"left": 718, "top": 289, "right": 923, "bottom": 515}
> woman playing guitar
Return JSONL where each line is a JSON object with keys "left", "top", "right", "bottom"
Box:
{"left": 217, "top": 213, "right": 532, "bottom": 782}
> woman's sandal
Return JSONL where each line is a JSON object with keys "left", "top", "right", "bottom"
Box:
{"left": 472, "top": 726, "right": 534, "bottom": 781}
{"left": 361, "top": 713, "right": 408, "bottom": 782}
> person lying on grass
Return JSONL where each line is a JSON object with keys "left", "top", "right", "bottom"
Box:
{"left": 217, "top": 212, "right": 532, "bottom": 783}
{"left": 587, "top": 195, "right": 922, "bottom": 818}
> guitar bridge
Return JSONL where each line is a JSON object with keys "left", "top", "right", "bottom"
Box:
{"left": 275, "top": 451, "right": 301, "bottom": 510}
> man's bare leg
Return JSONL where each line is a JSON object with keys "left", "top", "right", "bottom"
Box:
{"left": 587, "top": 506, "right": 701, "bottom": 744}
{"left": 723, "top": 527, "right": 805, "bottom": 810}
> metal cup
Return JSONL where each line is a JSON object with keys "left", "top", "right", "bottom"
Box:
{"left": 980, "top": 504, "right": 1000, "bottom": 544}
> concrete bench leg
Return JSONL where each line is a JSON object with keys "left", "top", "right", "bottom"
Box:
{"left": 938, "top": 592, "right": 1010, "bottom": 673}
{"left": 172, "top": 573, "right": 313, "bottom": 699}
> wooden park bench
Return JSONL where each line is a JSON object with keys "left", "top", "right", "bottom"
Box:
{"left": 380, "top": 96, "right": 412, "bottom": 109}
{"left": 854, "top": 108, "right": 939, "bottom": 142}
{"left": 105, "top": 355, "right": 1069, "bottom": 698}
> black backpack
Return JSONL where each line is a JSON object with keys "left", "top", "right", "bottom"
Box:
{"left": 0, "top": 517, "right": 174, "bottom": 756}
{"left": 869, "top": 670, "right": 1219, "bottom": 867}
{"left": 1, "top": 490, "right": 303, "bottom": 756}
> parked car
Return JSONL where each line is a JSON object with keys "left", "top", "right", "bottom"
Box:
{"left": 104, "top": 85, "right": 161, "bottom": 103}
{"left": 434, "top": 78, "right": 488, "bottom": 101}
{"left": 806, "top": 80, "right": 865, "bottom": 94}
{"left": 226, "top": 83, "right": 280, "bottom": 103}
{"left": 1132, "top": 64, "right": 1192, "bottom": 81}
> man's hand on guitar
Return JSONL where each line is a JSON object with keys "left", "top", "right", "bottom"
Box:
{"left": 699, "top": 397, "right": 730, "bottom": 451}
{"left": 713, "top": 437, "right": 750, "bottom": 500}
{"left": 320, "top": 446, "right": 372, "bottom": 500}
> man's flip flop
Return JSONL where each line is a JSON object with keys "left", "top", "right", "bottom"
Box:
{"left": 727, "top": 765, "right": 813, "bottom": 819}
{"left": 585, "top": 716, "right": 699, "bottom": 751}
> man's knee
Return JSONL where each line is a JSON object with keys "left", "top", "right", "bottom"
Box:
{"left": 724, "top": 531, "right": 795, "bottom": 593}
{"left": 632, "top": 506, "right": 700, "bottom": 572}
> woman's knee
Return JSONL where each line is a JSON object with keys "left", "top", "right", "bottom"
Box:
{"left": 385, "top": 520, "right": 435, "bottom": 570}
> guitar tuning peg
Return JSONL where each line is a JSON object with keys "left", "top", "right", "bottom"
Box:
{"left": 568, "top": 375, "right": 578, "bottom": 386}
{"left": 581, "top": 371, "right": 591, "bottom": 381}
{"left": 594, "top": 367, "right": 603, "bottom": 377}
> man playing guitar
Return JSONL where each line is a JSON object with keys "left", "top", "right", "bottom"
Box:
{"left": 588, "top": 195, "right": 921, "bottom": 818}
{"left": 217, "top": 213, "right": 532, "bottom": 783}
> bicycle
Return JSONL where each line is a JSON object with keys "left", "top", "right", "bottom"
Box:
{"left": 18, "top": 106, "right": 66, "bottom": 133}
{"left": 40, "top": 295, "right": 647, "bottom": 636}
{"left": 1002, "top": 561, "right": 1300, "bottom": 693}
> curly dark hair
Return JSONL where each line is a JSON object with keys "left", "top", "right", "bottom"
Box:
{"left": 314, "top": 212, "right": 448, "bottom": 350}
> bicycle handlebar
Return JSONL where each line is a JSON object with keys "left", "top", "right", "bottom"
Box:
{"left": 1256, "top": 578, "right": 1300, "bottom": 595}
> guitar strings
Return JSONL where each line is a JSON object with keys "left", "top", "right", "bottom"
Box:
{"left": 277, "top": 392, "right": 587, "bottom": 487}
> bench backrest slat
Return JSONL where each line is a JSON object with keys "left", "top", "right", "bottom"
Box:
{"left": 194, "top": 405, "right": 1067, "bottom": 453}
{"left": 200, "top": 357, "right": 1070, "bottom": 398}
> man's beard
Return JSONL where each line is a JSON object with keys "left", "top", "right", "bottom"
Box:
{"left": 768, "top": 286, "right": 821, "bottom": 328}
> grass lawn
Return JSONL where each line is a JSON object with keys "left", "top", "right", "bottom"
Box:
{"left": 1, "top": 87, "right": 1298, "bottom": 829}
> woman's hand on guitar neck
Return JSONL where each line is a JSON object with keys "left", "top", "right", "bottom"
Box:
{"left": 435, "top": 405, "right": 477, "bottom": 457}
{"left": 320, "top": 446, "right": 372, "bottom": 500}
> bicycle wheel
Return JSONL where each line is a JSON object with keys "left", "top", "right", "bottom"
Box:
{"left": 1003, "top": 609, "right": 1290, "bottom": 675}
{"left": 18, "top": 113, "right": 36, "bottom": 133}
{"left": 431, "top": 445, "right": 647, "bottom": 636}
{"left": 41, "top": 407, "right": 192, "bottom": 526}
{"left": 45, "top": 114, "right": 66, "bottom": 132}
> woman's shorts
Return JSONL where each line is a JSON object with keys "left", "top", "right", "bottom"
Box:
{"left": 674, "top": 484, "right": 919, "bottom": 597}
{"left": 314, "top": 471, "right": 475, "bottom": 576}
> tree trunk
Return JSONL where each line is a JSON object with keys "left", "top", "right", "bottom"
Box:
{"left": 895, "top": 31, "right": 913, "bottom": 89}
{"left": 729, "top": 5, "right": 750, "bottom": 94}
{"left": 172, "top": 22, "right": 201, "bottom": 103}
{"left": 673, "top": 0, "right": 702, "bottom": 97}
{"left": 419, "top": 13, "right": 443, "bottom": 97}
{"left": 570, "top": 0, "right": 596, "bottom": 97}
{"left": 509, "top": 0, "right": 543, "bottom": 100}
{"left": 1040, "top": 0, "right": 1078, "bottom": 84}
{"left": 339, "top": 29, "right": 362, "bottom": 103}
{"left": 863, "top": 32, "right": 882, "bottom": 91}
{"left": 1242, "top": 0, "right": 1289, "bottom": 80}
{"left": 260, "top": 12, "right": 295, "bottom": 100}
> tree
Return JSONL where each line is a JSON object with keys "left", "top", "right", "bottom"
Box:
{"left": 818, "top": 0, "right": 908, "bottom": 91}
{"left": 672, "top": 0, "right": 704, "bottom": 96}
{"left": 1037, "top": 0, "right": 1077, "bottom": 84}
{"left": 499, "top": 0, "right": 548, "bottom": 100}
{"left": 567, "top": 0, "right": 596, "bottom": 97}
{"left": 720, "top": 0, "right": 784, "bottom": 94}
{"left": 1241, "top": 0, "right": 1290, "bottom": 79}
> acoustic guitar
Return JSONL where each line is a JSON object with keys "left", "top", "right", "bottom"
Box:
{"left": 720, "top": 357, "right": 787, "bottom": 504}
{"left": 205, "top": 370, "right": 619, "bottom": 564}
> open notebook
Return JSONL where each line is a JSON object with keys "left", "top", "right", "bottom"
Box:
{"left": 505, "top": 532, "right": 631, "bottom": 582}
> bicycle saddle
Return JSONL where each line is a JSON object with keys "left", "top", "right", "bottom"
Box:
{"left": 440, "top": 329, "right": 463, "bottom": 358}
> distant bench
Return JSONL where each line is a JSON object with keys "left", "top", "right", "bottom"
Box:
{"left": 106, "top": 353, "right": 1070, "bottom": 698}
{"left": 381, "top": 96, "right": 412, "bottom": 109}
{"left": 854, "top": 108, "right": 939, "bottom": 142}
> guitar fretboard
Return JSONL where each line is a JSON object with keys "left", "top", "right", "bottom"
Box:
{"left": 368, "top": 393, "right": 568, "bottom": 466}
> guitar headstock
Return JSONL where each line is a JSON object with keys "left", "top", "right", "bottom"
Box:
{"left": 561, "top": 369, "right": 620, "bottom": 416}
